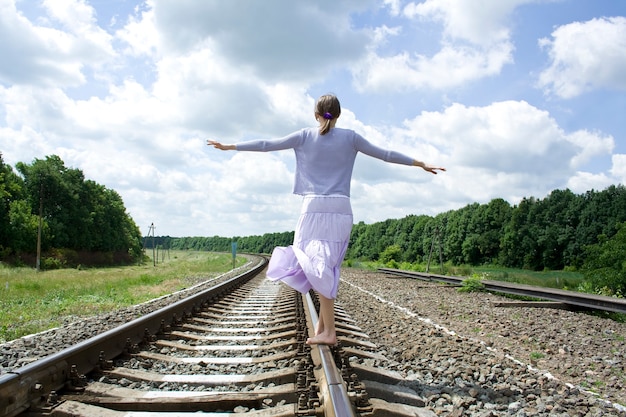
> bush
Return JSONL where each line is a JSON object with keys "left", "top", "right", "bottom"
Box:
{"left": 41, "top": 257, "right": 65, "bottom": 270}
{"left": 379, "top": 244, "right": 402, "bottom": 264}
{"left": 458, "top": 274, "right": 486, "bottom": 293}
{"left": 385, "top": 259, "right": 399, "bottom": 269}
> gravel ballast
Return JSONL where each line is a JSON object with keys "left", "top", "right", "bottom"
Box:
{"left": 337, "top": 268, "right": 626, "bottom": 416}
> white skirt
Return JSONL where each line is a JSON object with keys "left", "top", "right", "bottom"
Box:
{"left": 266, "top": 195, "right": 353, "bottom": 299}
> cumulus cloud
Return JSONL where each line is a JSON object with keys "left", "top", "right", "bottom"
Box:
{"left": 0, "top": 0, "right": 114, "bottom": 87}
{"left": 353, "top": 42, "right": 513, "bottom": 92}
{"left": 566, "top": 130, "right": 615, "bottom": 168}
{"left": 350, "top": 0, "right": 548, "bottom": 91}
{"left": 131, "top": 1, "right": 373, "bottom": 81}
{"left": 538, "top": 16, "right": 626, "bottom": 98}
{"left": 402, "top": 0, "right": 537, "bottom": 46}
{"left": 566, "top": 171, "right": 614, "bottom": 194}
{"left": 115, "top": 2, "right": 159, "bottom": 57}
{"left": 610, "top": 154, "right": 626, "bottom": 184}
{"left": 401, "top": 100, "right": 616, "bottom": 202}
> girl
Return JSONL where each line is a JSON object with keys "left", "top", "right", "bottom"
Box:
{"left": 207, "top": 94, "right": 445, "bottom": 345}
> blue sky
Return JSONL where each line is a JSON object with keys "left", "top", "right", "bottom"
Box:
{"left": 1, "top": 0, "right": 625, "bottom": 238}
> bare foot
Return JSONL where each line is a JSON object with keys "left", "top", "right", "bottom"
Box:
{"left": 306, "top": 334, "right": 337, "bottom": 345}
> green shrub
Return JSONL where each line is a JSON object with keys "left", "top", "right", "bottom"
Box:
{"left": 458, "top": 274, "right": 486, "bottom": 293}
{"left": 379, "top": 244, "right": 402, "bottom": 264}
{"left": 41, "top": 257, "right": 65, "bottom": 270}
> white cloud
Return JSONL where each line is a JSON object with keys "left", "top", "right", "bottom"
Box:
{"left": 0, "top": 0, "right": 114, "bottom": 87}
{"left": 538, "top": 16, "right": 626, "bottom": 98}
{"left": 42, "top": 0, "right": 114, "bottom": 57}
{"left": 115, "top": 1, "right": 159, "bottom": 57}
{"left": 350, "top": 0, "right": 545, "bottom": 92}
{"left": 353, "top": 42, "right": 513, "bottom": 92}
{"left": 566, "top": 130, "right": 614, "bottom": 168}
{"left": 401, "top": 100, "right": 615, "bottom": 201}
{"left": 144, "top": 1, "right": 373, "bottom": 81}
{"left": 566, "top": 171, "right": 614, "bottom": 194}
{"left": 2, "top": 86, "right": 72, "bottom": 133}
{"left": 405, "top": 101, "right": 564, "bottom": 167}
{"left": 403, "top": 0, "right": 537, "bottom": 46}
{"left": 610, "top": 154, "right": 626, "bottom": 184}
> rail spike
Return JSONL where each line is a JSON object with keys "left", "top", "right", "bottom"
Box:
{"left": 66, "top": 364, "right": 87, "bottom": 392}
{"left": 97, "top": 351, "right": 114, "bottom": 371}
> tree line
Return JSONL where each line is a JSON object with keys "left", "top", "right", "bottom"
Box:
{"left": 5, "top": 151, "right": 622, "bottom": 293}
{"left": 348, "top": 186, "right": 626, "bottom": 270}
{"left": 146, "top": 185, "right": 626, "bottom": 295}
{"left": 145, "top": 231, "right": 295, "bottom": 256}
{"left": 0, "top": 153, "right": 143, "bottom": 268}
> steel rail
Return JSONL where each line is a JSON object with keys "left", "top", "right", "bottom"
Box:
{"left": 303, "top": 293, "right": 358, "bottom": 417}
{"left": 0, "top": 257, "right": 267, "bottom": 417}
{"left": 378, "top": 267, "right": 626, "bottom": 314}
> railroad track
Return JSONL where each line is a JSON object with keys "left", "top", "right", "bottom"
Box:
{"left": 378, "top": 267, "right": 626, "bottom": 314}
{"left": 1, "top": 258, "right": 433, "bottom": 417}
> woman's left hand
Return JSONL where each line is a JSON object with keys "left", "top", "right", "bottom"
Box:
{"left": 423, "top": 165, "right": 446, "bottom": 174}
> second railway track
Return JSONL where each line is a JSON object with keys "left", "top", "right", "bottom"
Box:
{"left": 378, "top": 267, "right": 626, "bottom": 314}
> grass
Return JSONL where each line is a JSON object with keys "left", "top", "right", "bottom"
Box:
{"left": 469, "top": 265, "right": 585, "bottom": 290}
{"left": 356, "top": 259, "right": 586, "bottom": 290}
{"left": 0, "top": 251, "right": 245, "bottom": 343}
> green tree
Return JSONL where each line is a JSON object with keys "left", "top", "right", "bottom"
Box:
{"left": 0, "top": 153, "right": 25, "bottom": 253}
{"left": 13, "top": 155, "right": 142, "bottom": 264}
{"left": 576, "top": 185, "right": 626, "bottom": 266}
{"left": 534, "top": 189, "right": 580, "bottom": 270}
{"left": 406, "top": 215, "right": 431, "bottom": 262}
{"left": 16, "top": 155, "right": 78, "bottom": 250}
{"left": 349, "top": 220, "right": 387, "bottom": 260}
{"left": 392, "top": 215, "right": 415, "bottom": 261}
{"left": 581, "top": 222, "right": 626, "bottom": 296}
{"left": 7, "top": 200, "right": 42, "bottom": 253}
{"left": 480, "top": 198, "right": 512, "bottom": 263}
{"left": 500, "top": 197, "right": 539, "bottom": 269}
{"left": 443, "top": 204, "right": 474, "bottom": 264}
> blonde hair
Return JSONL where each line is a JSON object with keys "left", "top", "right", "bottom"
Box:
{"left": 315, "top": 94, "right": 341, "bottom": 135}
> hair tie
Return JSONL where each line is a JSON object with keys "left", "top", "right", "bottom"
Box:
{"left": 323, "top": 112, "right": 333, "bottom": 120}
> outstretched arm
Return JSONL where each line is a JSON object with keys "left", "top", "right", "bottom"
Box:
{"left": 354, "top": 134, "right": 445, "bottom": 175}
{"left": 207, "top": 140, "right": 236, "bottom": 151}
{"left": 208, "top": 132, "right": 302, "bottom": 152}
{"left": 412, "top": 160, "right": 446, "bottom": 175}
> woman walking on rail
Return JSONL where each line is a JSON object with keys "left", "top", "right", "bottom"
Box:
{"left": 207, "top": 94, "right": 445, "bottom": 345}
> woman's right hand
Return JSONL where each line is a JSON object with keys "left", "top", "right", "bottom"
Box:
{"left": 207, "top": 140, "right": 236, "bottom": 151}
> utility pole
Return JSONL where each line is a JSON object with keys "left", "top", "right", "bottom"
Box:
{"left": 426, "top": 227, "right": 443, "bottom": 273}
{"left": 148, "top": 223, "right": 156, "bottom": 267}
{"left": 36, "top": 180, "right": 43, "bottom": 272}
